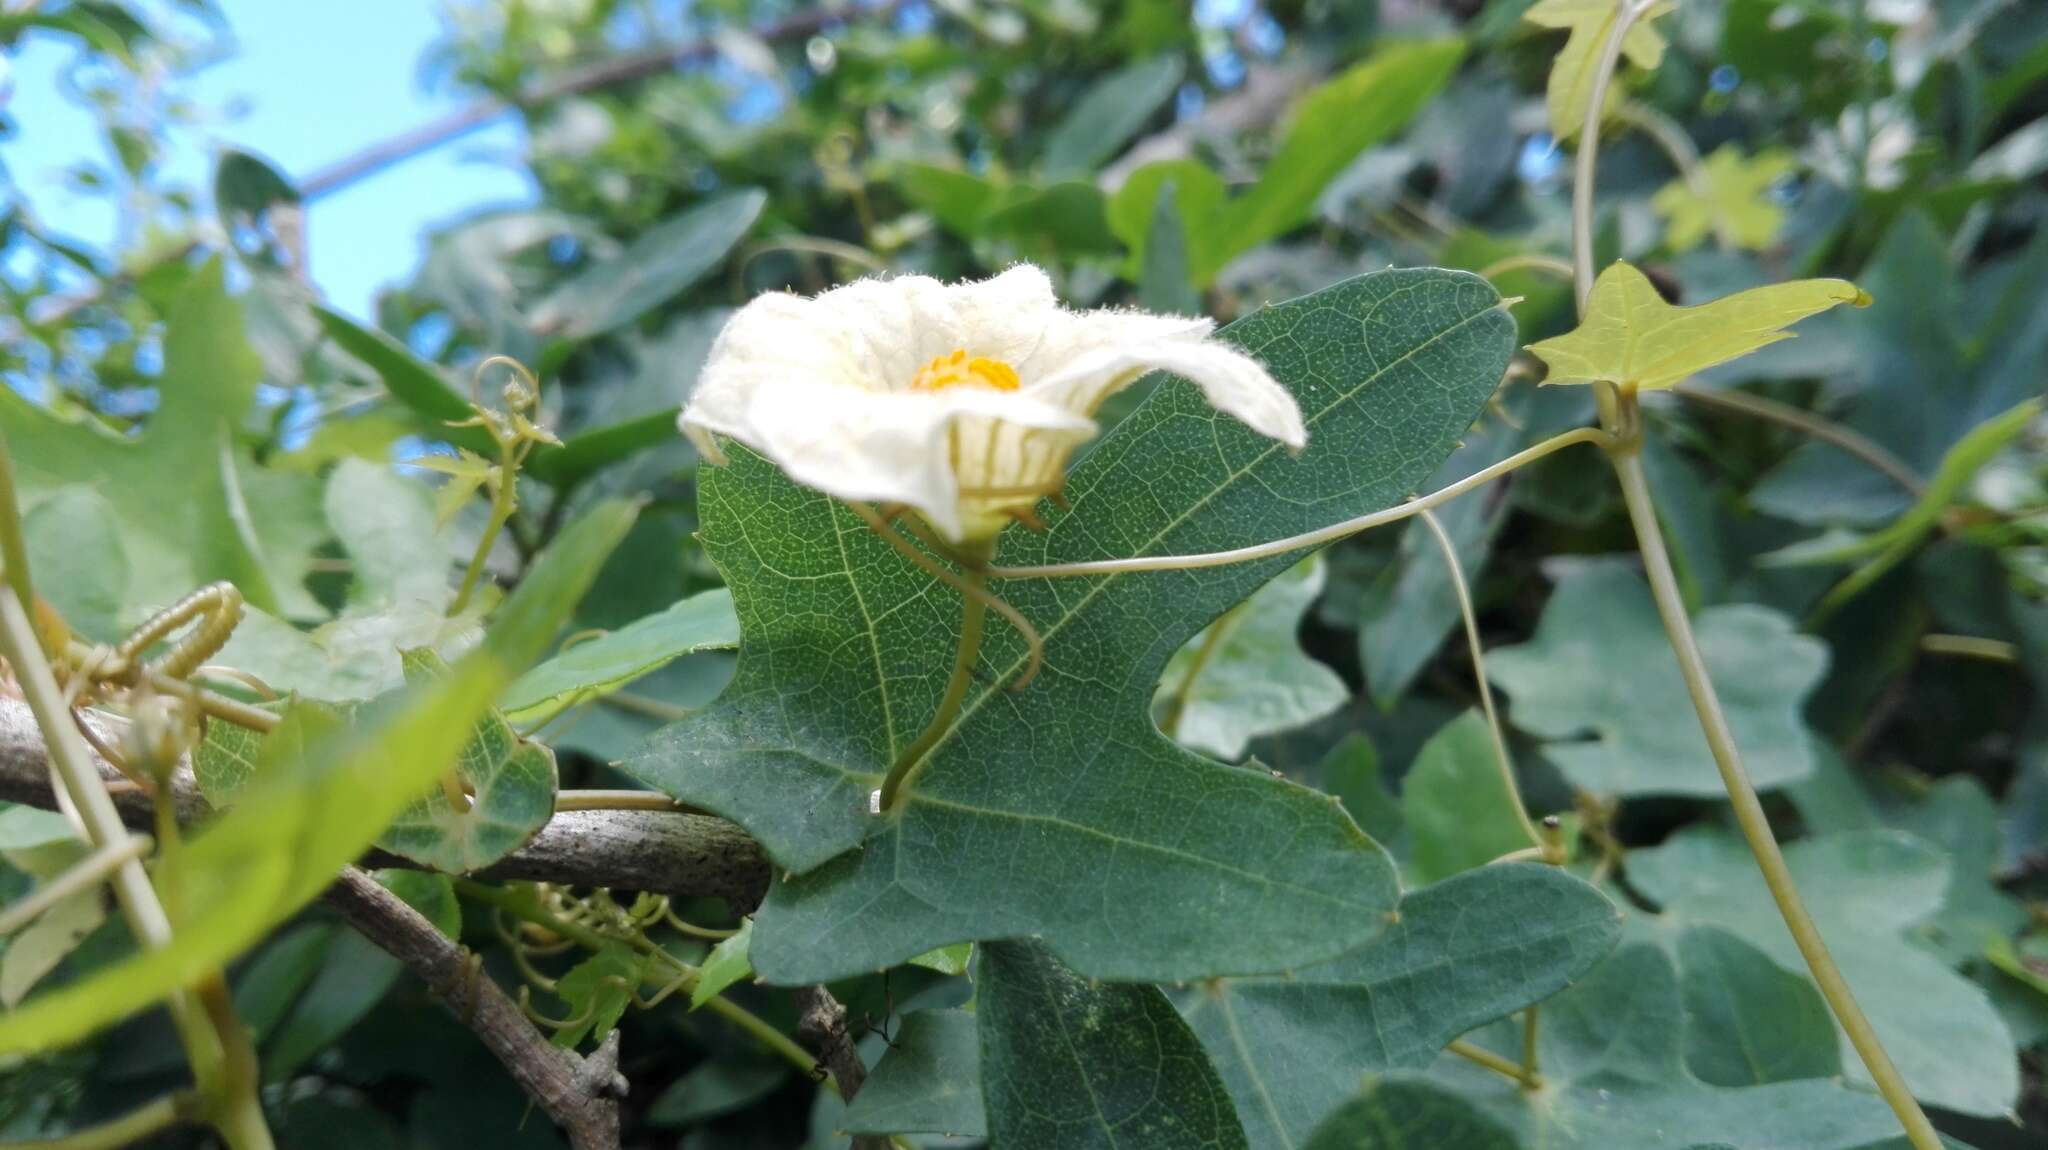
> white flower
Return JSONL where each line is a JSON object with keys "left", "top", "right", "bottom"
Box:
{"left": 679, "top": 265, "right": 1306, "bottom": 545}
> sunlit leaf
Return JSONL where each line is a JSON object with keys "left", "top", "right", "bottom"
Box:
{"left": 502, "top": 588, "right": 739, "bottom": 726}
{"left": 1651, "top": 145, "right": 1797, "bottom": 253}
{"left": 529, "top": 189, "right": 765, "bottom": 340}
{"left": 688, "top": 917, "right": 754, "bottom": 1010}
{"left": 1524, "top": 0, "right": 1676, "bottom": 140}
{"left": 1527, "top": 262, "right": 1869, "bottom": 391}
{"left": 0, "top": 502, "right": 635, "bottom": 1054}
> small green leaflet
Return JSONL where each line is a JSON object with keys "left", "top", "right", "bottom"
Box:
{"left": 1631, "top": 826, "right": 2018, "bottom": 1116}
{"left": 1524, "top": 0, "right": 1675, "bottom": 140}
{"left": 1041, "top": 55, "right": 1184, "bottom": 178}
{"left": 1652, "top": 145, "right": 1797, "bottom": 253}
{"left": 978, "top": 940, "right": 1248, "bottom": 1150}
{"left": 630, "top": 268, "right": 1516, "bottom": 985}
{"left": 688, "top": 917, "right": 754, "bottom": 1009}
{"left": 1154, "top": 557, "right": 1348, "bottom": 761}
{"left": 502, "top": 588, "right": 739, "bottom": 725}
{"left": 844, "top": 1010, "right": 986, "bottom": 1138}
{"left": 550, "top": 942, "right": 646, "bottom": 1049}
{"left": 192, "top": 698, "right": 328, "bottom": 808}
{"left": 1487, "top": 560, "right": 1827, "bottom": 797}
{"left": 1527, "top": 262, "right": 1869, "bottom": 391}
{"left": 528, "top": 189, "right": 766, "bottom": 341}
{"left": 1176, "top": 865, "right": 1620, "bottom": 1150}
{"left": 0, "top": 502, "right": 634, "bottom": 1054}
{"left": 375, "top": 649, "right": 559, "bottom": 875}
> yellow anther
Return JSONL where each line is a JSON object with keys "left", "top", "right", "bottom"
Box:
{"left": 909, "top": 348, "right": 1020, "bottom": 393}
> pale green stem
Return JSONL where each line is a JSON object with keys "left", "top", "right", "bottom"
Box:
{"left": 1670, "top": 384, "right": 1924, "bottom": 495}
{"left": 0, "top": 833, "right": 153, "bottom": 937}
{"left": 1446, "top": 1038, "right": 1542, "bottom": 1089}
{"left": 1, "top": 1093, "right": 194, "bottom": 1150}
{"left": 450, "top": 441, "right": 519, "bottom": 617}
{"left": 1477, "top": 254, "right": 1575, "bottom": 282}
{"left": 1571, "top": 5, "right": 1940, "bottom": 1142}
{"left": 0, "top": 437, "right": 36, "bottom": 635}
{"left": 877, "top": 567, "right": 987, "bottom": 812}
{"left": 1612, "top": 100, "right": 1706, "bottom": 195}
{"left": 1919, "top": 634, "right": 2018, "bottom": 663}
{"left": 1416, "top": 507, "right": 1540, "bottom": 850}
{"left": 987, "top": 428, "right": 1616, "bottom": 580}
{"left": 553, "top": 788, "right": 689, "bottom": 813}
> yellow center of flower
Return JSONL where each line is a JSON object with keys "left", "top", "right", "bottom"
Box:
{"left": 908, "top": 348, "right": 1020, "bottom": 393}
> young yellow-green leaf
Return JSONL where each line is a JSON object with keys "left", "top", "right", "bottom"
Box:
{"left": 550, "top": 942, "right": 647, "bottom": 1049}
{"left": 191, "top": 698, "right": 330, "bottom": 807}
{"left": 1651, "top": 145, "right": 1797, "bottom": 252}
{"left": 375, "top": 649, "right": 558, "bottom": 874}
{"left": 0, "top": 502, "right": 635, "bottom": 1055}
{"left": 501, "top": 588, "right": 739, "bottom": 726}
{"left": 1525, "top": 0, "right": 1676, "bottom": 140}
{"left": 688, "top": 917, "right": 754, "bottom": 1010}
{"left": 1527, "top": 262, "right": 1869, "bottom": 391}
{"left": 1153, "top": 556, "right": 1348, "bottom": 761}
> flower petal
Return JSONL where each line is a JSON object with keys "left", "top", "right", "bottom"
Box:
{"left": 1024, "top": 338, "right": 1307, "bottom": 449}
{"left": 734, "top": 377, "right": 1094, "bottom": 541}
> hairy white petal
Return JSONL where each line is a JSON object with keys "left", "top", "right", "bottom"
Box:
{"left": 1024, "top": 339, "right": 1308, "bottom": 448}
{"left": 733, "top": 377, "right": 1092, "bottom": 541}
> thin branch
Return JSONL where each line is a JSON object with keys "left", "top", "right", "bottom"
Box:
{"left": 1670, "top": 384, "right": 1924, "bottom": 496}
{"left": 0, "top": 699, "right": 772, "bottom": 909}
{"left": 0, "top": 1093, "right": 196, "bottom": 1150}
{"left": 793, "top": 985, "right": 890, "bottom": 1150}
{"left": 323, "top": 868, "right": 623, "bottom": 1150}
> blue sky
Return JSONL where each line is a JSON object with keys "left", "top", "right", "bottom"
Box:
{"left": 4, "top": 0, "right": 534, "bottom": 318}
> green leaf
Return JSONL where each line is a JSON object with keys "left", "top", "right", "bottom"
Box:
{"left": 1042, "top": 55, "right": 1185, "bottom": 178}
{"left": 688, "top": 917, "right": 754, "bottom": 1010}
{"left": 1302, "top": 1077, "right": 1517, "bottom": 1150}
{"left": 1154, "top": 557, "right": 1348, "bottom": 761}
{"left": 1108, "top": 160, "right": 1228, "bottom": 280}
{"left": 21, "top": 486, "right": 128, "bottom": 645}
{"left": 0, "top": 258, "right": 327, "bottom": 625}
{"left": 1211, "top": 40, "right": 1464, "bottom": 281}
{"left": 630, "top": 268, "right": 1516, "bottom": 985}
{"left": 844, "top": 1009, "right": 986, "bottom": 1137}
{"left": 1487, "top": 560, "right": 1828, "bottom": 797}
{"left": 1138, "top": 180, "right": 1202, "bottom": 316}
{"left": 1883, "top": 777, "right": 2028, "bottom": 969}
{"left": 502, "top": 588, "right": 739, "bottom": 725}
{"left": 1673, "top": 925, "right": 1840, "bottom": 1087}
{"left": 1433, "top": 943, "right": 1904, "bottom": 1149}
{"left": 1652, "top": 146, "right": 1797, "bottom": 253}
{"left": 648, "top": 1055, "right": 787, "bottom": 1127}
{"left": 978, "top": 940, "right": 1249, "bottom": 1150}
{"left": 375, "top": 649, "right": 559, "bottom": 874}
{"left": 325, "top": 457, "right": 451, "bottom": 606}
{"left": 1177, "top": 865, "right": 1621, "bottom": 1150}
{"left": 0, "top": 888, "right": 103, "bottom": 1008}
{"left": 313, "top": 305, "right": 496, "bottom": 456}
{"left": 1319, "top": 735, "right": 1404, "bottom": 850}
{"left": 529, "top": 189, "right": 765, "bottom": 340}
{"left": 895, "top": 162, "right": 1004, "bottom": 238}
{"left": 1526, "top": 262, "right": 1869, "bottom": 391}
{"left": 191, "top": 698, "right": 328, "bottom": 807}
{"left": 1524, "top": 0, "right": 1675, "bottom": 140}
{"left": 1400, "top": 711, "right": 1536, "bottom": 885}
{"left": 1631, "top": 826, "right": 2018, "bottom": 1115}
{"left": 550, "top": 941, "right": 646, "bottom": 1049}
{"left": 0, "top": 502, "right": 635, "bottom": 1054}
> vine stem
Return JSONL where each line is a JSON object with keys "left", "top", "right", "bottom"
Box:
{"left": 1611, "top": 445, "right": 1937, "bottom": 1149}
{"left": 1670, "top": 384, "right": 1924, "bottom": 495}
{"left": 1568, "top": 9, "right": 1938, "bottom": 1142}
{"left": 986, "top": 428, "right": 1615, "bottom": 580}
{"left": 3, "top": 1093, "right": 195, "bottom": 1150}
{"left": 0, "top": 554, "right": 270, "bottom": 1150}
{"left": 1446, "top": 1038, "right": 1542, "bottom": 1089}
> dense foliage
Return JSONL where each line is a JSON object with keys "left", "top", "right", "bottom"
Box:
{"left": 0, "top": 1, "right": 2044, "bottom": 1149}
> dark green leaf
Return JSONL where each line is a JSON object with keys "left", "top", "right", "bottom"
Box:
{"left": 1401, "top": 711, "right": 1536, "bottom": 885}
{"left": 1042, "top": 55, "right": 1185, "bottom": 178}
{"left": 529, "top": 190, "right": 765, "bottom": 340}
{"left": 631, "top": 269, "right": 1516, "bottom": 984}
{"left": 1674, "top": 925, "right": 1840, "bottom": 1087}
{"left": 1178, "top": 865, "right": 1620, "bottom": 1150}
{"left": 979, "top": 940, "right": 1248, "bottom": 1150}
{"left": 1302, "top": 1077, "right": 1518, "bottom": 1150}
{"left": 844, "top": 1010, "right": 986, "bottom": 1137}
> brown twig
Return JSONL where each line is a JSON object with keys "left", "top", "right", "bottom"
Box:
{"left": 792, "top": 985, "right": 890, "bottom": 1150}
{"left": 0, "top": 698, "right": 771, "bottom": 908}
{"left": 323, "top": 868, "right": 624, "bottom": 1150}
